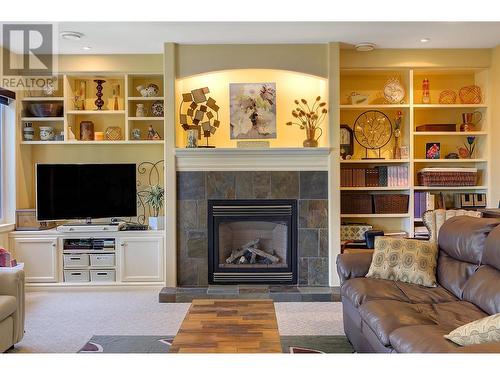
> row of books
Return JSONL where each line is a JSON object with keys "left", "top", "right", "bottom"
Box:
{"left": 340, "top": 166, "right": 409, "bottom": 187}
{"left": 414, "top": 192, "right": 446, "bottom": 218}
{"left": 414, "top": 226, "right": 430, "bottom": 240}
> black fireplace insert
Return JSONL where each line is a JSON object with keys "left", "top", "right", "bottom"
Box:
{"left": 208, "top": 199, "right": 298, "bottom": 284}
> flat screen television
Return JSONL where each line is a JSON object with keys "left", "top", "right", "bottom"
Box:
{"left": 36, "top": 163, "right": 137, "bottom": 221}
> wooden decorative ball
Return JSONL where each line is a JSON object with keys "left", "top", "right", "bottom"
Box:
{"left": 459, "top": 85, "right": 482, "bottom": 104}
{"left": 438, "top": 90, "right": 457, "bottom": 104}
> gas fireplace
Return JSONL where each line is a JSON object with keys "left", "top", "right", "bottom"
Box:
{"left": 208, "top": 199, "right": 298, "bottom": 284}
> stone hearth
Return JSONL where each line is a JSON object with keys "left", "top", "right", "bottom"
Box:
{"left": 177, "top": 170, "right": 328, "bottom": 286}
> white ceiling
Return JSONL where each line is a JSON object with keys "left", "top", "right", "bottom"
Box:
{"left": 4, "top": 22, "right": 500, "bottom": 54}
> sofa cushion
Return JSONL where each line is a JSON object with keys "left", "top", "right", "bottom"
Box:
{"left": 431, "top": 301, "right": 488, "bottom": 331}
{"left": 390, "top": 325, "right": 500, "bottom": 353}
{"left": 462, "top": 265, "right": 500, "bottom": 315}
{"left": 341, "top": 278, "right": 408, "bottom": 308}
{"left": 437, "top": 252, "right": 479, "bottom": 299}
{"left": 359, "top": 300, "right": 436, "bottom": 346}
{"left": 394, "top": 281, "right": 457, "bottom": 304}
{"left": 444, "top": 313, "right": 500, "bottom": 346}
{"left": 366, "top": 237, "right": 438, "bottom": 287}
{"left": 483, "top": 225, "right": 500, "bottom": 270}
{"left": 0, "top": 295, "right": 16, "bottom": 322}
{"left": 438, "top": 216, "right": 499, "bottom": 264}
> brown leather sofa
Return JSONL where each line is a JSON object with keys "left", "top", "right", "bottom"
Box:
{"left": 336, "top": 216, "right": 500, "bottom": 353}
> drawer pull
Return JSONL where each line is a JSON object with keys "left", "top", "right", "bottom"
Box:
{"left": 97, "top": 272, "right": 107, "bottom": 276}
{"left": 70, "top": 257, "right": 81, "bottom": 260}
{"left": 71, "top": 272, "right": 82, "bottom": 276}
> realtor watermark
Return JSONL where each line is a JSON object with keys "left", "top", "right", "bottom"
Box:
{"left": 1, "top": 24, "right": 58, "bottom": 91}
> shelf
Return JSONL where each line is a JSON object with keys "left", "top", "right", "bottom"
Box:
{"left": 340, "top": 214, "right": 410, "bottom": 218}
{"left": 413, "top": 131, "right": 487, "bottom": 136}
{"left": 66, "top": 110, "right": 126, "bottom": 115}
{"left": 127, "top": 117, "right": 164, "bottom": 121}
{"left": 340, "top": 104, "right": 410, "bottom": 110}
{"left": 127, "top": 97, "right": 165, "bottom": 101}
{"left": 413, "top": 159, "right": 487, "bottom": 163}
{"left": 21, "top": 117, "right": 64, "bottom": 122}
{"left": 22, "top": 97, "right": 64, "bottom": 101}
{"left": 340, "top": 159, "right": 409, "bottom": 164}
{"left": 413, "top": 104, "right": 488, "bottom": 109}
{"left": 414, "top": 186, "right": 487, "bottom": 191}
{"left": 340, "top": 186, "right": 410, "bottom": 191}
{"left": 21, "top": 140, "right": 164, "bottom": 145}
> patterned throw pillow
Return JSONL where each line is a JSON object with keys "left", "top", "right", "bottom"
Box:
{"left": 444, "top": 313, "right": 500, "bottom": 346}
{"left": 365, "top": 236, "right": 438, "bottom": 287}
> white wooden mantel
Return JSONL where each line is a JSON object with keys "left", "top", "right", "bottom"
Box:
{"left": 175, "top": 147, "right": 331, "bottom": 171}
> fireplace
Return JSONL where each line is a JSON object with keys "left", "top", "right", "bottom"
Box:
{"left": 208, "top": 199, "right": 298, "bottom": 284}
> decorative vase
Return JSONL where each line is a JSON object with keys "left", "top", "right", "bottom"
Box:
{"left": 303, "top": 127, "right": 322, "bottom": 148}
{"left": 80, "top": 121, "right": 94, "bottom": 140}
{"left": 67, "top": 126, "right": 76, "bottom": 140}
{"left": 148, "top": 216, "right": 165, "bottom": 230}
{"left": 151, "top": 101, "right": 164, "bottom": 117}
{"left": 39, "top": 126, "right": 55, "bottom": 141}
{"left": 136, "top": 103, "right": 147, "bottom": 117}
{"left": 23, "top": 122, "right": 34, "bottom": 141}
{"left": 94, "top": 79, "right": 106, "bottom": 110}
{"left": 105, "top": 126, "right": 122, "bottom": 141}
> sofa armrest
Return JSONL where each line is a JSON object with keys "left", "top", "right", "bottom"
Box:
{"left": 336, "top": 253, "right": 373, "bottom": 284}
{"left": 0, "top": 268, "right": 25, "bottom": 344}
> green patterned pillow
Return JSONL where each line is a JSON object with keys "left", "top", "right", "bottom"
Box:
{"left": 444, "top": 313, "right": 500, "bottom": 346}
{"left": 366, "top": 236, "right": 438, "bottom": 287}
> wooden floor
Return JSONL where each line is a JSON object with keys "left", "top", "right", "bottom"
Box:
{"left": 169, "top": 299, "right": 282, "bottom": 353}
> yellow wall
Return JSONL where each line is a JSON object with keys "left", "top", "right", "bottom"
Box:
{"left": 176, "top": 69, "right": 328, "bottom": 148}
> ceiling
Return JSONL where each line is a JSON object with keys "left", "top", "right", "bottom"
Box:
{"left": 4, "top": 22, "right": 500, "bottom": 54}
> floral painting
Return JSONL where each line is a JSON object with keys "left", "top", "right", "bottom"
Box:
{"left": 230, "top": 83, "right": 276, "bottom": 139}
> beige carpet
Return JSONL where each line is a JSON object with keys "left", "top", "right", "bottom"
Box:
{"left": 9, "top": 288, "right": 344, "bottom": 353}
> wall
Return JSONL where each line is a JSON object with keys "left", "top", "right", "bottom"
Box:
{"left": 490, "top": 46, "right": 500, "bottom": 206}
{"left": 176, "top": 69, "right": 328, "bottom": 148}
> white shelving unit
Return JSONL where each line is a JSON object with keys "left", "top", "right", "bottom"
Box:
{"left": 339, "top": 67, "right": 490, "bottom": 237}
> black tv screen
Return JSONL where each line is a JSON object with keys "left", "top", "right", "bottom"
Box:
{"left": 36, "top": 163, "right": 137, "bottom": 221}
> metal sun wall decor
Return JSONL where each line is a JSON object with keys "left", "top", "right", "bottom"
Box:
{"left": 179, "top": 87, "right": 220, "bottom": 148}
{"left": 353, "top": 110, "right": 393, "bottom": 159}
{"left": 126, "top": 160, "right": 164, "bottom": 225}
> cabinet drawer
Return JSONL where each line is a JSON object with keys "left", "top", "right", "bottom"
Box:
{"left": 90, "top": 270, "right": 116, "bottom": 282}
{"left": 90, "top": 254, "right": 115, "bottom": 267}
{"left": 63, "top": 254, "right": 89, "bottom": 268}
{"left": 64, "top": 270, "right": 90, "bottom": 283}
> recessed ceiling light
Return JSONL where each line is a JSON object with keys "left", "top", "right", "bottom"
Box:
{"left": 355, "top": 43, "right": 376, "bottom": 52}
{"left": 420, "top": 38, "right": 431, "bottom": 43}
{"left": 82, "top": 46, "right": 92, "bottom": 51}
{"left": 60, "top": 31, "right": 84, "bottom": 41}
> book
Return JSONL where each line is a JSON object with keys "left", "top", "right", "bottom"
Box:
{"left": 353, "top": 168, "right": 366, "bottom": 187}
{"left": 426, "top": 192, "right": 435, "bottom": 211}
{"left": 414, "top": 192, "right": 421, "bottom": 217}
{"left": 378, "top": 166, "right": 388, "bottom": 186}
{"left": 365, "top": 168, "right": 379, "bottom": 187}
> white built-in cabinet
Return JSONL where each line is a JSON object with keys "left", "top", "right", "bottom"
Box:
{"left": 120, "top": 236, "right": 164, "bottom": 282}
{"left": 9, "top": 230, "right": 165, "bottom": 286}
{"left": 11, "top": 237, "right": 58, "bottom": 283}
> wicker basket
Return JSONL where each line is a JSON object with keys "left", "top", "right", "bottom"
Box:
{"left": 341, "top": 193, "right": 372, "bottom": 214}
{"left": 417, "top": 168, "right": 477, "bottom": 187}
{"left": 373, "top": 194, "right": 409, "bottom": 214}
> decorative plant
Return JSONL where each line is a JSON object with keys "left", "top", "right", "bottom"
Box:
{"left": 145, "top": 184, "right": 164, "bottom": 217}
{"left": 460, "top": 136, "right": 476, "bottom": 159}
{"left": 286, "top": 96, "right": 328, "bottom": 147}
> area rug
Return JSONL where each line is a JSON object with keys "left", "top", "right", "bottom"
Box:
{"left": 79, "top": 335, "right": 353, "bottom": 354}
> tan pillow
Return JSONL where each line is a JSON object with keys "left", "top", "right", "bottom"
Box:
{"left": 366, "top": 236, "right": 438, "bottom": 287}
{"left": 444, "top": 313, "right": 500, "bottom": 346}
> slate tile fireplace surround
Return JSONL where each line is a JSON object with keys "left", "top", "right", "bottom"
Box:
{"left": 177, "top": 170, "right": 328, "bottom": 286}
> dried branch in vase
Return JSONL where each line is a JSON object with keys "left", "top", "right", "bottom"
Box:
{"left": 286, "top": 96, "right": 327, "bottom": 147}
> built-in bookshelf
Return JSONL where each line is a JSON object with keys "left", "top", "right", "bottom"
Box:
{"left": 339, "top": 67, "right": 490, "bottom": 238}
{"left": 18, "top": 73, "right": 165, "bottom": 145}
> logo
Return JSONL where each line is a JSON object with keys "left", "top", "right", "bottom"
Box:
{"left": 2, "top": 24, "right": 53, "bottom": 76}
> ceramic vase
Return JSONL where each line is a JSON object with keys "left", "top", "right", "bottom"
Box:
{"left": 136, "top": 103, "right": 147, "bottom": 117}
{"left": 23, "top": 122, "right": 34, "bottom": 141}
{"left": 39, "top": 126, "right": 55, "bottom": 141}
{"left": 148, "top": 216, "right": 165, "bottom": 230}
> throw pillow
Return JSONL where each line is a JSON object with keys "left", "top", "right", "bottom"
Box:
{"left": 444, "top": 313, "right": 500, "bottom": 346}
{"left": 365, "top": 236, "right": 438, "bottom": 287}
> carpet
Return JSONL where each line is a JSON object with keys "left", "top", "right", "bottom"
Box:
{"left": 79, "top": 335, "right": 354, "bottom": 354}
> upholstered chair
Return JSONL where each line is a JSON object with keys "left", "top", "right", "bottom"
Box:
{"left": 0, "top": 268, "right": 25, "bottom": 352}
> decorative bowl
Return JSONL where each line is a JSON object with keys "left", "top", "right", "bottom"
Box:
{"left": 27, "top": 103, "right": 63, "bottom": 117}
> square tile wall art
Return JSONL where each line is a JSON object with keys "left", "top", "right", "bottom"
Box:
{"left": 230, "top": 82, "right": 277, "bottom": 139}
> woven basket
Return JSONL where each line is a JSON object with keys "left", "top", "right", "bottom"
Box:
{"left": 341, "top": 193, "right": 372, "bottom": 214}
{"left": 459, "top": 85, "right": 482, "bottom": 104}
{"left": 373, "top": 194, "right": 409, "bottom": 214}
{"left": 417, "top": 169, "right": 477, "bottom": 187}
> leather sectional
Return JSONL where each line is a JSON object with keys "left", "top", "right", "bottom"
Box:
{"left": 336, "top": 216, "right": 500, "bottom": 353}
